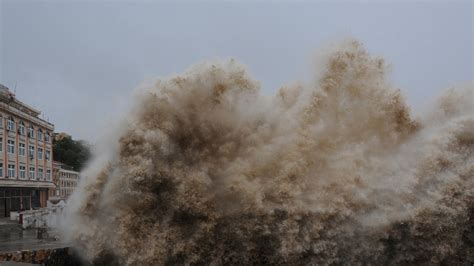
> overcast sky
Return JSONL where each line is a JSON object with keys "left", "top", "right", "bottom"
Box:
{"left": 0, "top": 1, "right": 472, "bottom": 143}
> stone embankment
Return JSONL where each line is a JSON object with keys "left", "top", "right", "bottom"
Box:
{"left": 0, "top": 247, "right": 82, "bottom": 265}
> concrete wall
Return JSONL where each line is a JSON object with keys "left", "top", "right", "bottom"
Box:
{"left": 20, "top": 207, "right": 65, "bottom": 229}
{"left": 10, "top": 202, "right": 66, "bottom": 229}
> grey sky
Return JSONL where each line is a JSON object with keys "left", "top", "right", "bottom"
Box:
{"left": 0, "top": 1, "right": 472, "bottom": 143}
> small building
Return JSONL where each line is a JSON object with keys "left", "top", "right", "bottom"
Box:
{"left": 50, "top": 161, "right": 79, "bottom": 202}
{"left": 0, "top": 84, "right": 55, "bottom": 217}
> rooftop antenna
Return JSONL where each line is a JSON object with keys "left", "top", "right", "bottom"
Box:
{"left": 14, "top": 82, "right": 17, "bottom": 95}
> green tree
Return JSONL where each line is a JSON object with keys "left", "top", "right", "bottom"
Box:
{"left": 53, "top": 134, "right": 91, "bottom": 171}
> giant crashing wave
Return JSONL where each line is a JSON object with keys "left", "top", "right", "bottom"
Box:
{"left": 63, "top": 40, "right": 474, "bottom": 265}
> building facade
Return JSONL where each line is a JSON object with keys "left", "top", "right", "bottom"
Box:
{"left": 50, "top": 161, "right": 79, "bottom": 202}
{"left": 0, "top": 84, "right": 54, "bottom": 217}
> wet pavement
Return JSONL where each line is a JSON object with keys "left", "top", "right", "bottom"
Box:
{"left": 0, "top": 218, "right": 69, "bottom": 253}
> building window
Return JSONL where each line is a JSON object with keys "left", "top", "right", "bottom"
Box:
{"left": 7, "top": 140, "right": 14, "bottom": 154}
{"left": 0, "top": 137, "right": 2, "bottom": 152}
{"left": 7, "top": 117, "right": 14, "bottom": 131}
{"left": 0, "top": 163, "right": 3, "bottom": 177}
{"left": 8, "top": 164, "right": 15, "bottom": 178}
{"left": 19, "top": 165, "right": 26, "bottom": 179}
{"left": 38, "top": 148, "right": 43, "bottom": 160}
{"left": 29, "top": 145, "right": 35, "bottom": 159}
{"left": 29, "top": 167, "right": 35, "bottom": 180}
{"left": 0, "top": 116, "right": 3, "bottom": 128}
{"left": 38, "top": 168, "right": 43, "bottom": 180}
{"left": 29, "top": 125, "right": 35, "bottom": 139}
{"left": 18, "top": 121, "right": 25, "bottom": 135}
{"left": 46, "top": 169, "right": 51, "bottom": 181}
{"left": 45, "top": 150, "right": 51, "bottom": 161}
{"left": 37, "top": 129, "right": 43, "bottom": 141}
{"left": 19, "top": 143, "right": 25, "bottom": 156}
{"left": 45, "top": 132, "right": 50, "bottom": 143}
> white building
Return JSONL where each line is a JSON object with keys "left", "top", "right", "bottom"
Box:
{"left": 51, "top": 161, "right": 79, "bottom": 202}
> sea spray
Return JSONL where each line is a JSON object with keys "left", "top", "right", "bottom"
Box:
{"left": 63, "top": 40, "right": 474, "bottom": 265}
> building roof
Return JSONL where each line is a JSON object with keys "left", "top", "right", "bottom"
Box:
{"left": 0, "top": 83, "right": 53, "bottom": 129}
{"left": 54, "top": 132, "right": 71, "bottom": 141}
{"left": 53, "top": 161, "right": 77, "bottom": 172}
{"left": 0, "top": 84, "right": 9, "bottom": 93}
